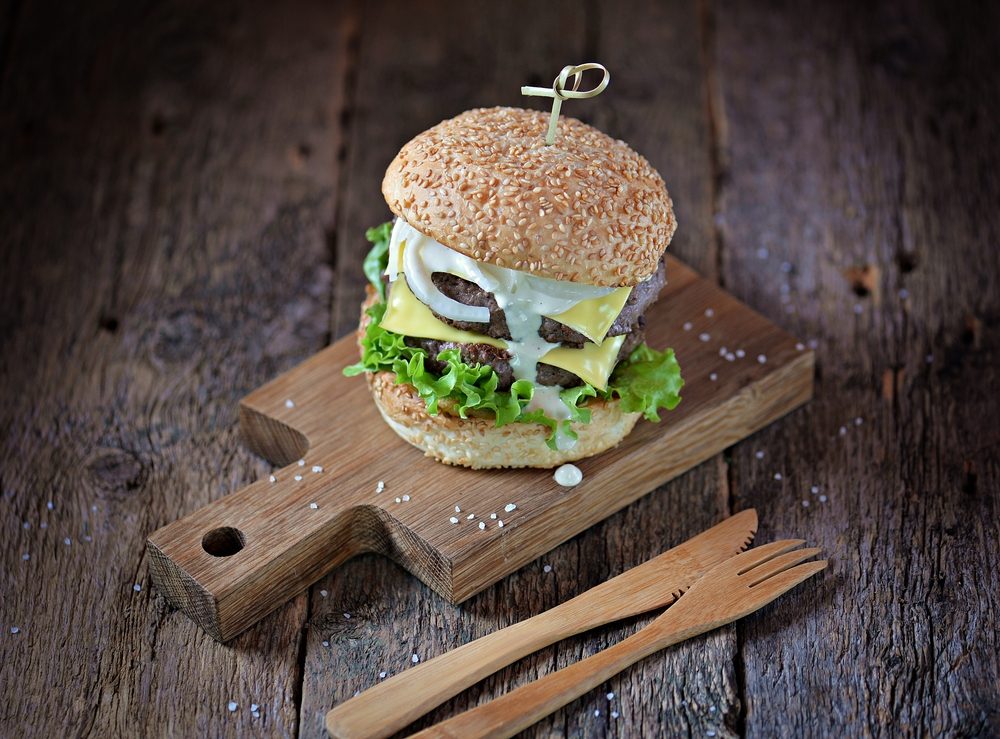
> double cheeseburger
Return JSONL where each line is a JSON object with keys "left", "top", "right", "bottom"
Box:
{"left": 345, "top": 106, "right": 683, "bottom": 469}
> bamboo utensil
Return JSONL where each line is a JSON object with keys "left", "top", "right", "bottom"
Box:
{"left": 411, "top": 539, "right": 825, "bottom": 739}
{"left": 324, "top": 510, "right": 757, "bottom": 739}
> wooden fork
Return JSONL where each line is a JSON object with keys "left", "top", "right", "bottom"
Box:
{"left": 409, "top": 540, "right": 826, "bottom": 739}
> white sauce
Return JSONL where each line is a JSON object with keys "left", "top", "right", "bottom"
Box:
{"left": 387, "top": 219, "right": 613, "bottom": 450}
{"left": 554, "top": 463, "right": 583, "bottom": 487}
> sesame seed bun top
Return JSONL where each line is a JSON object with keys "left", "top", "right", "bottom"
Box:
{"left": 381, "top": 107, "right": 676, "bottom": 287}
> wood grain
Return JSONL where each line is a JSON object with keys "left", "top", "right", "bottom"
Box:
{"left": 147, "top": 256, "right": 811, "bottom": 641}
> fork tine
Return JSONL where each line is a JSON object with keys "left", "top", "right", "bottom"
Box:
{"left": 744, "top": 547, "right": 822, "bottom": 587}
{"left": 730, "top": 539, "right": 805, "bottom": 574}
{"left": 749, "top": 560, "right": 827, "bottom": 602}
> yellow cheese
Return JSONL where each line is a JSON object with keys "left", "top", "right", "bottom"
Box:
{"left": 380, "top": 279, "right": 625, "bottom": 390}
{"left": 381, "top": 278, "right": 507, "bottom": 349}
{"left": 546, "top": 287, "right": 632, "bottom": 344}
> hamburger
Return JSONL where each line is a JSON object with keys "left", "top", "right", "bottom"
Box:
{"left": 345, "top": 106, "right": 683, "bottom": 469}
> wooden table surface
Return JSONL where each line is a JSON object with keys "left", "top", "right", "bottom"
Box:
{"left": 2, "top": 1, "right": 998, "bottom": 736}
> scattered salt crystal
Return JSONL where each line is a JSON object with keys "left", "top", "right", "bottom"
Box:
{"left": 819, "top": 494, "right": 828, "bottom": 502}
{"left": 719, "top": 347, "right": 727, "bottom": 357}
{"left": 478, "top": 521, "right": 486, "bottom": 530}
{"left": 709, "top": 705, "right": 717, "bottom": 713}
{"left": 705, "top": 308, "right": 715, "bottom": 318}
{"left": 320, "top": 590, "right": 328, "bottom": 597}
{"left": 925, "top": 353, "right": 934, "bottom": 364}
{"left": 504, "top": 503, "right": 517, "bottom": 512}
{"left": 250, "top": 703, "right": 259, "bottom": 712}
{"left": 699, "top": 332, "right": 711, "bottom": 342}
{"left": 774, "top": 473, "right": 783, "bottom": 481}
{"left": 449, "top": 517, "right": 459, "bottom": 524}
{"left": 63, "top": 538, "right": 71, "bottom": 546}
{"left": 22, "top": 521, "right": 29, "bottom": 529}
{"left": 839, "top": 426, "right": 848, "bottom": 436}
{"left": 395, "top": 497, "right": 402, "bottom": 504}
{"left": 322, "top": 640, "right": 329, "bottom": 647}
{"left": 607, "top": 692, "right": 615, "bottom": 700}
{"left": 543, "top": 564, "right": 553, "bottom": 573}
{"left": 467, "top": 513, "right": 475, "bottom": 520}
{"left": 343, "top": 613, "right": 351, "bottom": 619}
{"left": 312, "top": 465, "right": 323, "bottom": 473}
{"left": 297, "top": 459, "right": 305, "bottom": 467}
{"left": 228, "top": 701, "right": 238, "bottom": 712}
{"left": 401, "top": 494, "right": 410, "bottom": 502}
{"left": 736, "top": 349, "right": 746, "bottom": 358}
{"left": 709, "top": 372, "right": 718, "bottom": 382}
{"left": 376, "top": 481, "right": 385, "bottom": 493}
{"left": 133, "top": 583, "right": 142, "bottom": 592}
{"left": 91, "top": 504, "right": 98, "bottom": 512}
{"left": 285, "top": 399, "right": 295, "bottom": 408}
{"left": 379, "top": 671, "right": 387, "bottom": 679}
{"left": 454, "top": 505, "right": 461, "bottom": 513}
{"left": 21, "top": 553, "right": 29, "bottom": 561}
{"left": 795, "top": 342, "right": 805, "bottom": 351}
{"left": 498, "top": 520, "right": 504, "bottom": 528}
{"left": 683, "top": 321, "right": 693, "bottom": 331}
{"left": 810, "top": 485, "right": 820, "bottom": 494}
{"left": 756, "top": 247, "right": 769, "bottom": 260}
{"left": 611, "top": 711, "right": 620, "bottom": 719}
{"left": 854, "top": 417, "right": 863, "bottom": 426}
{"left": 47, "top": 501, "right": 54, "bottom": 510}
{"left": 84, "top": 535, "right": 92, "bottom": 542}
{"left": 780, "top": 261, "right": 793, "bottom": 273}
{"left": 707, "top": 732, "right": 717, "bottom": 738}
{"left": 594, "top": 709, "right": 601, "bottom": 717}
{"left": 725, "top": 352, "right": 735, "bottom": 362}
{"left": 411, "top": 654, "right": 420, "bottom": 664}
{"left": 757, "top": 354, "right": 767, "bottom": 364}
{"left": 808, "top": 338, "right": 819, "bottom": 349}
{"left": 899, "top": 288, "right": 910, "bottom": 299}
{"left": 294, "top": 474, "right": 303, "bottom": 482}
{"left": 269, "top": 475, "right": 277, "bottom": 483}
{"left": 309, "top": 502, "right": 318, "bottom": 509}
{"left": 802, "top": 500, "right": 810, "bottom": 508}
{"left": 40, "top": 522, "right": 47, "bottom": 529}
{"left": 490, "top": 513, "right": 497, "bottom": 519}
{"left": 755, "top": 451, "right": 765, "bottom": 459}
{"left": 11, "top": 626, "right": 20, "bottom": 634}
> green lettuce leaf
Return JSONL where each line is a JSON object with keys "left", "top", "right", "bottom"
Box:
{"left": 606, "top": 344, "right": 684, "bottom": 422}
{"left": 362, "top": 221, "right": 393, "bottom": 299}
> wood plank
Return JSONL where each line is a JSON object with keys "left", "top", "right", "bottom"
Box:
{"left": 300, "top": 2, "right": 743, "bottom": 737}
{"left": 714, "top": 0, "right": 1000, "bottom": 735}
{"left": 147, "top": 255, "right": 812, "bottom": 641}
{"left": 0, "top": 1, "right": 354, "bottom": 736}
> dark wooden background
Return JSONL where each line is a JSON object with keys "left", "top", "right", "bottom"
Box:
{"left": 2, "top": 0, "right": 998, "bottom": 736}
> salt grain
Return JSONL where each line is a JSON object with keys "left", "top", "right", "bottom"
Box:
{"left": 285, "top": 399, "right": 295, "bottom": 408}
{"left": 411, "top": 654, "right": 420, "bottom": 664}
{"left": 467, "top": 513, "right": 475, "bottom": 520}
{"left": 490, "top": 513, "right": 497, "bottom": 519}
{"left": 736, "top": 349, "right": 746, "bottom": 358}
{"left": 454, "top": 505, "right": 461, "bottom": 513}
{"left": 47, "top": 501, "right": 54, "bottom": 510}
{"left": 344, "top": 613, "right": 351, "bottom": 619}
{"left": 756, "top": 247, "right": 769, "bottom": 260}
{"left": 294, "top": 474, "right": 303, "bottom": 482}
{"left": 774, "top": 473, "right": 783, "bottom": 481}
{"left": 379, "top": 671, "right": 387, "bottom": 679}
{"left": 10, "top": 627, "right": 20, "bottom": 634}
{"left": 543, "top": 564, "right": 553, "bottom": 573}
{"left": 899, "top": 288, "right": 910, "bottom": 299}
{"left": 395, "top": 497, "right": 402, "bottom": 504}
{"left": 498, "top": 520, "right": 504, "bottom": 528}
{"left": 839, "top": 426, "right": 848, "bottom": 436}
{"left": 819, "top": 494, "right": 828, "bottom": 502}
{"left": 312, "top": 465, "right": 323, "bottom": 473}
{"left": 709, "top": 706, "right": 717, "bottom": 713}
{"left": 322, "top": 640, "right": 329, "bottom": 647}
{"left": 757, "top": 354, "right": 767, "bottom": 364}
{"left": 802, "top": 500, "right": 811, "bottom": 507}
{"left": 376, "top": 481, "right": 385, "bottom": 493}
{"left": 594, "top": 709, "right": 601, "bottom": 717}
{"left": 297, "top": 459, "right": 305, "bottom": 467}
{"left": 795, "top": 342, "right": 805, "bottom": 351}
{"left": 64, "top": 538, "right": 71, "bottom": 546}
{"left": 21, "top": 553, "right": 29, "bottom": 561}
{"left": 402, "top": 494, "right": 411, "bottom": 502}
{"left": 925, "top": 353, "right": 934, "bottom": 364}
{"left": 478, "top": 521, "right": 486, "bottom": 530}
{"left": 810, "top": 485, "right": 820, "bottom": 494}
{"left": 755, "top": 451, "right": 765, "bottom": 459}
{"left": 612, "top": 711, "right": 620, "bottom": 719}
{"left": 709, "top": 372, "right": 718, "bottom": 382}
{"left": 449, "top": 517, "right": 459, "bottom": 524}
{"left": 780, "top": 261, "right": 793, "bottom": 273}
{"left": 854, "top": 417, "right": 864, "bottom": 426}
{"left": 683, "top": 321, "right": 693, "bottom": 331}
{"left": 250, "top": 703, "right": 259, "bottom": 712}
{"left": 228, "top": 701, "right": 238, "bottom": 712}
{"left": 320, "top": 590, "right": 328, "bottom": 597}
{"left": 705, "top": 308, "right": 715, "bottom": 318}
{"left": 699, "top": 332, "right": 710, "bottom": 342}
{"left": 269, "top": 475, "right": 277, "bottom": 483}
{"left": 607, "top": 692, "right": 615, "bottom": 700}
{"left": 808, "top": 338, "right": 819, "bottom": 349}
{"left": 504, "top": 503, "right": 517, "bottom": 512}
{"left": 309, "top": 502, "right": 318, "bottom": 509}
{"left": 853, "top": 303, "right": 864, "bottom": 314}
{"left": 22, "top": 521, "right": 29, "bottom": 529}
{"left": 133, "top": 583, "right": 142, "bottom": 592}
{"left": 40, "top": 522, "right": 47, "bottom": 529}
{"left": 725, "top": 352, "right": 735, "bottom": 362}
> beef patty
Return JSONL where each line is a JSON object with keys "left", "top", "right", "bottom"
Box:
{"left": 407, "top": 326, "right": 645, "bottom": 391}
{"left": 429, "top": 256, "right": 667, "bottom": 347}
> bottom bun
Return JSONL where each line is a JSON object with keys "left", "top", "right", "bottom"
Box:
{"left": 367, "top": 371, "right": 641, "bottom": 469}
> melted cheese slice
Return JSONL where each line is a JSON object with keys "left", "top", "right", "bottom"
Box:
{"left": 380, "top": 279, "right": 625, "bottom": 390}
{"left": 547, "top": 286, "right": 632, "bottom": 344}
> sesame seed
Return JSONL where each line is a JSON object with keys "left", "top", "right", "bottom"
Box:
{"left": 478, "top": 521, "right": 486, "bottom": 530}
{"left": 309, "top": 502, "right": 318, "bottom": 509}
{"left": 228, "top": 701, "right": 238, "bottom": 712}
{"left": 312, "top": 465, "right": 323, "bottom": 473}
{"left": 285, "top": 399, "right": 295, "bottom": 408}
{"left": 411, "top": 654, "right": 420, "bottom": 663}
{"left": 133, "top": 583, "right": 142, "bottom": 592}
{"left": 757, "top": 354, "right": 767, "bottom": 364}
{"left": 504, "top": 503, "right": 517, "bottom": 512}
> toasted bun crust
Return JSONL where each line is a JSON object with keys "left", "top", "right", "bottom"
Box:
{"left": 382, "top": 106, "right": 676, "bottom": 287}
{"left": 367, "top": 370, "right": 640, "bottom": 469}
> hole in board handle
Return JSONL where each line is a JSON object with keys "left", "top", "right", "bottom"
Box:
{"left": 202, "top": 527, "right": 246, "bottom": 557}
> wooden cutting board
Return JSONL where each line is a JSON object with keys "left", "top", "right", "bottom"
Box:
{"left": 147, "top": 256, "right": 813, "bottom": 641}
